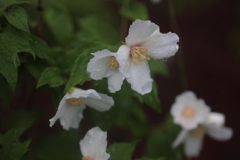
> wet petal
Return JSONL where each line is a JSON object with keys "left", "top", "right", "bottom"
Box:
{"left": 142, "top": 32, "right": 179, "bottom": 59}
{"left": 84, "top": 90, "right": 114, "bottom": 111}
{"left": 80, "top": 127, "right": 110, "bottom": 160}
{"left": 87, "top": 50, "right": 116, "bottom": 80}
{"left": 108, "top": 70, "right": 125, "bottom": 93}
{"left": 49, "top": 96, "right": 86, "bottom": 130}
{"left": 126, "top": 19, "right": 159, "bottom": 45}
{"left": 173, "top": 130, "right": 189, "bottom": 147}
{"left": 184, "top": 135, "right": 203, "bottom": 158}
{"left": 126, "top": 61, "right": 153, "bottom": 95}
{"left": 116, "top": 45, "right": 131, "bottom": 77}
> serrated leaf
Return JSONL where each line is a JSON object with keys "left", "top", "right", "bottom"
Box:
{"left": 2, "top": 27, "right": 35, "bottom": 59}
{"left": 30, "top": 36, "right": 51, "bottom": 60}
{"left": 4, "top": 6, "right": 29, "bottom": 32}
{"left": 120, "top": 0, "right": 148, "bottom": 21}
{"left": 44, "top": 4, "right": 74, "bottom": 43}
{"left": 107, "top": 141, "right": 138, "bottom": 160}
{"left": 0, "top": 127, "right": 32, "bottom": 160}
{"left": 64, "top": 50, "right": 92, "bottom": 92}
{"left": 0, "top": 33, "right": 20, "bottom": 90}
{"left": 0, "top": 0, "right": 31, "bottom": 13}
{"left": 148, "top": 59, "right": 170, "bottom": 77}
{"left": 79, "top": 16, "right": 119, "bottom": 44}
{"left": 37, "top": 67, "right": 67, "bottom": 88}
{"left": 146, "top": 117, "right": 183, "bottom": 160}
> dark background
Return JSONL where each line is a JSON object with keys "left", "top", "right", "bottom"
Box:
{"left": 145, "top": 0, "right": 240, "bottom": 159}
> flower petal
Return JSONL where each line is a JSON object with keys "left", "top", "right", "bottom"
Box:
{"left": 205, "top": 112, "right": 225, "bottom": 126}
{"left": 172, "top": 130, "right": 189, "bottom": 147}
{"left": 126, "top": 60, "right": 153, "bottom": 95}
{"left": 184, "top": 135, "right": 203, "bottom": 158}
{"left": 87, "top": 50, "right": 116, "bottom": 80}
{"left": 126, "top": 19, "right": 159, "bottom": 45}
{"left": 205, "top": 125, "right": 233, "bottom": 141}
{"left": 84, "top": 90, "right": 114, "bottom": 111}
{"left": 116, "top": 45, "right": 131, "bottom": 77}
{"left": 108, "top": 70, "right": 125, "bottom": 93}
{"left": 170, "top": 91, "right": 210, "bottom": 130}
{"left": 142, "top": 32, "right": 179, "bottom": 59}
{"left": 80, "top": 127, "right": 110, "bottom": 160}
{"left": 49, "top": 96, "right": 86, "bottom": 130}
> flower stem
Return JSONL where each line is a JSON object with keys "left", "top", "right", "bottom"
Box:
{"left": 37, "top": 0, "right": 43, "bottom": 38}
{"left": 167, "top": 0, "right": 188, "bottom": 91}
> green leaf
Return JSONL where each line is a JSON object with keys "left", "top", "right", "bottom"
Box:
{"left": 88, "top": 103, "right": 119, "bottom": 130}
{"left": 0, "top": 74, "right": 13, "bottom": 105}
{"left": 148, "top": 59, "right": 170, "bottom": 77}
{"left": 79, "top": 16, "right": 119, "bottom": 44}
{"left": 27, "top": 58, "right": 48, "bottom": 80}
{"left": 0, "top": 33, "right": 20, "bottom": 90}
{"left": 0, "top": 128, "right": 31, "bottom": 160}
{"left": 64, "top": 41, "right": 115, "bottom": 92}
{"left": 29, "top": 36, "right": 51, "bottom": 60}
{"left": 107, "top": 141, "right": 138, "bottom": 160}
{"left": 37, "top": 67, "right": 67, "bottom": 88}
{"left": 120, "top": 0, "right": 148, "bottom": 21}
{"left": 36, "top": 130, "right": 82, "bottom": 160}
{"left": 9, "top": 110, "right": 44, "bottom": 129}
{"left": 0, "top": 0, "right": 30, "bottom": 13}
{"left": 4, "top": 6, "right": 29, "bottom": 32}
{"left": 2, "top": 27, "right": 35, "bottom": 59}
{"left": 146, "top": 116, "right": 183, "bottom": 160}
{"left": 44, "top": 3, "right": 74, "bottom": 43}
{"left": 133, "top": 82, "right": 161, "bottom": 113}
{"left": 113, "top": 82, "right": 148, "bottom": 138}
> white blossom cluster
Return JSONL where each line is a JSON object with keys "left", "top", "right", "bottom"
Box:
{"left": 48, "top": 19, "right": 232, "bottom": 160}
{"left": 171, "top": 91, "right": 233, "bottom": 158}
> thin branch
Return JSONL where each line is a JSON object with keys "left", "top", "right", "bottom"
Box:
{"left": 167, "top": 0, "right": 188, "bottom": 91}
{"left": 120, "top": 0, "right": 129, "bottom": 41}
{"left": 37, "top": 0, "right": 43, "bottom": 38}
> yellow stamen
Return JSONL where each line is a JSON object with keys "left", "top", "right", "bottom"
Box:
{"left": 191, "top": 125, "right": 206, "bottom": 138}
{"left": 68, "top": 98, "right": 83, "bottom": 107}
{"left": 182, "top": 108, "right": 195, "bottom": 118}
{"left": 108, "top": 57, "right": 119, "bottom": 69}
{"left": 82, "top": 157, "right": 91, "bottom": 160}
{"left": 131, "top": 46, "right": 150, "bottom": 65}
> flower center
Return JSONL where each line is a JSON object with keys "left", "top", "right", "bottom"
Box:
{"left": 82, "top": 157, "right": 91, "bottom": 160}
{"left": 182, "top": 107, "right": 195, "bottom": 118}
{"left": 191, "top": 125, "right": 206, "bottom": 138}
{"left": 68, "top": 98, "right": 83, "bottom": 107}
{"left": 108, "top": 56, "right": 119, "bottom": 69}
{"left": 131, "top": 46, "right": 150, "bottom": 65}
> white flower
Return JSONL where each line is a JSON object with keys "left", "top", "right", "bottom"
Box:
{"left": 116, "top": 19, "right": 179, "bottom": 95}
{"left": 87, "top": 50, "right": 125, "bottom": 93}
{"left": 173, "top": 112, "right": 233, "bottom": 158}
{"left": 170, "top": 91, "right": 210, "bottom": 130}
{"left": 80, "top": 127, "right": 110, "bottom": 160}
{"left": 49, "top": 88, "right": 114, "bottom": 130}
